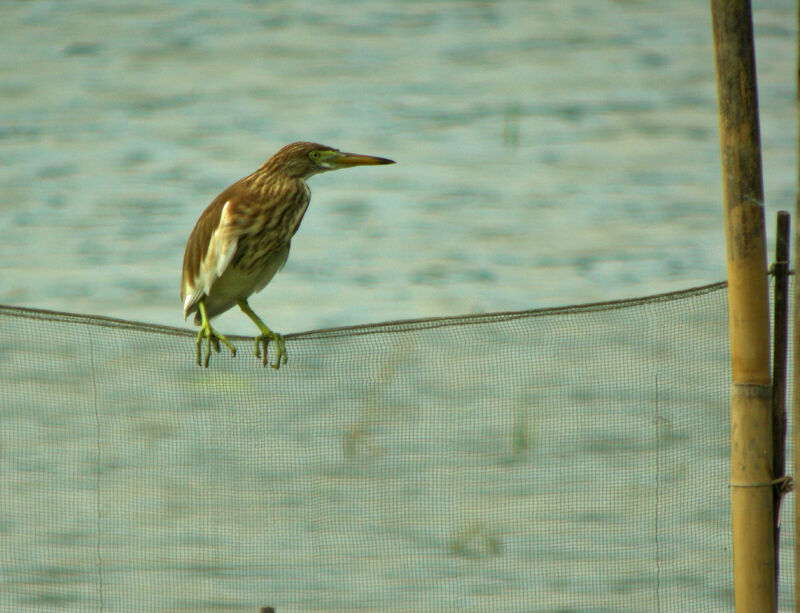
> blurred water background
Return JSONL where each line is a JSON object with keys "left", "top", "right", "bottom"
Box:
{"left": 0, "top": 0, "right": 794, "bottom": 335}
{"left": 2, "top": 284, "right": 758, "bottom": 612}
{"left": 1, "top": 2, "right": 798, "bottom": 612}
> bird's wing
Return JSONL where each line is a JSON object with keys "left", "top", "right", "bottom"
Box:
{"left": 209, "top": 202, "right": 239, "bottom": 280}
{"left": 181, "top": 191, "right": 241, "bottom": 319}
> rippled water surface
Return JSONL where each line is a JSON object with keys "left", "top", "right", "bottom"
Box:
{"left": 1, "top": 0, "right": 794, "bottom": 333}
{"left": 0, "top": 2, "right": 797, "bottom": 612}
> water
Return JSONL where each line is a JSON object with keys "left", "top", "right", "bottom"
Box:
{"left": 0, "top": 1, "right": 796, "bottom": 611}
{"left": 0, "top": 0, "right": 794, "bottom": 335}
{"left": 1, "top": 285, "right": 759, "bottom": 611}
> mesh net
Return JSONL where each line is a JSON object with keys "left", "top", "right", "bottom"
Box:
{"left": 0, "top": 283, "right": 795, "bottom": 612}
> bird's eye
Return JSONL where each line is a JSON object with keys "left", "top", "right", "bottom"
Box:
{"left": 309, "top": 151, "right": 321, "bottom": 161}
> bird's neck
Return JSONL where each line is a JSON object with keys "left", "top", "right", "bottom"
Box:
{"left": 248, "top": 165, "right": 292, "bottom": 185}
{"left": 243, "top": 166, "right": 309, "bottom": 202}
{"left": 250, "top": 161, "right": 314, "bottom": 183}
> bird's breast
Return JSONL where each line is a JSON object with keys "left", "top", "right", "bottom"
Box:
{"left": 232, "top": 185, "right": 311, "bottom": 274}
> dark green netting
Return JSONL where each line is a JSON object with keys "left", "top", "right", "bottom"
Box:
{"left": 0, "top": 282, "right": 795, "bottom": 612}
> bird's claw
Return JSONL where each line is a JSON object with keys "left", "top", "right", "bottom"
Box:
{"left": 254, "top": 331, "right": 287, "bottom": 370}
{"left": 195, "top": 325, "right": 236, "bottom": 368}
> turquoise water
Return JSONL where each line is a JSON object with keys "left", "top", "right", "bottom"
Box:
{"left": 2, "top": 286, "right": 761, "bottom": 612}
{"left": 0, "top": 0, "right": 794, "bottom": 336}
{"left": 0, "top": 2, "right": 796, "bottom": 612}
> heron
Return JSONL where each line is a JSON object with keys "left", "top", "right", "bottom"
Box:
{"left": 181, "top": 141, "right": 395, "bottom": 368}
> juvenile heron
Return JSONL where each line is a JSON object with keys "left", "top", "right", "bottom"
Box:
{"left": 181, "top": 141, "right": 395, "bottom": 368}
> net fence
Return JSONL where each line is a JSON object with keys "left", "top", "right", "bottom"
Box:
{"left": 0, "top": 282, "right": 795, "bottom": 612}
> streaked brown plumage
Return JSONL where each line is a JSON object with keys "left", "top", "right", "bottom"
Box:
{"left": 181, "top": 141, "right": 395, "bottom": 368}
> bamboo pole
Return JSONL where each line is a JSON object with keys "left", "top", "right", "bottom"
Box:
{"left": 710, "top": 1, "right": 775, "bottom": 611}
{"left": 770, "top": 211, "right": 790, "bottom": 593}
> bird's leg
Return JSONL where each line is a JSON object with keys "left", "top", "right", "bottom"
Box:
{"left": 237, "top": 299, "right": 287, "bottom": 370}
{"left": 195, "top": 300, "right": 237, "bottom": 367}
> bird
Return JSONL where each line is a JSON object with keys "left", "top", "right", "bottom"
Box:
{"left": 181, "top": 141, "right": 395, "bottom": 368}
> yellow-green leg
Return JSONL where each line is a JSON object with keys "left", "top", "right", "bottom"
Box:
{"left": 237, "top": 299, "right": 287, "bottom": 370}
{"left": 195, "top": 300, "right": 236, "bottom": 367}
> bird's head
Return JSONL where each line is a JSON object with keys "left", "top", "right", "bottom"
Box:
{"left": 268, "top": 141, "right": 395, "bottom": 179}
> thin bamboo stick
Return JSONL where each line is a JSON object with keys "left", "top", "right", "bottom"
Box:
{"left": 710, "top": 0, "right": 775, "bottom": 611}
{"left": 771, "top": 211, "right": 790, "bottom": 593}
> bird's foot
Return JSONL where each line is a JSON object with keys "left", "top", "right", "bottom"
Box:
{"left": 236, "top": 299, "right": 287, "bottom": 370}
{"left": 254, "top": 330, "right": 287, "bottom": 370}
{"left": 195, "top": 322, "right": 236, "bottom": 368}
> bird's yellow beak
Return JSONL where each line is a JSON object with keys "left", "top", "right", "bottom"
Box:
{"left": 329, "top": 151, "right": 396, "bottom": 167}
